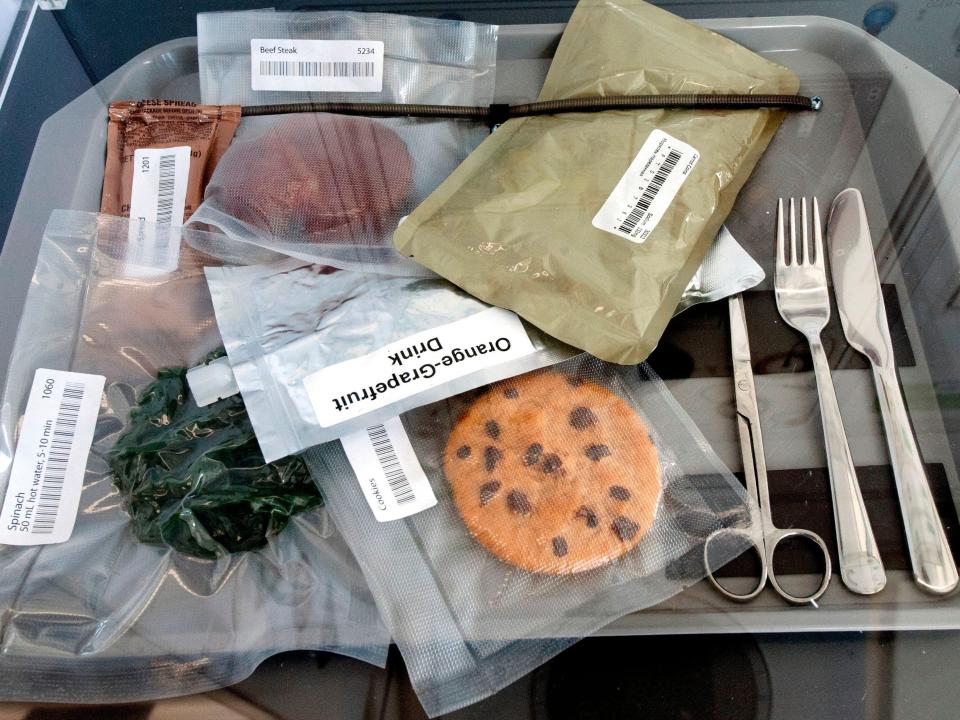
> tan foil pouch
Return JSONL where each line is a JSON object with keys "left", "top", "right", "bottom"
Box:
{"left": 394, "top": 0, "right": 799, "bottom": 364}
{"left": 101, "top": 100, "right": 241, "bottom": 223}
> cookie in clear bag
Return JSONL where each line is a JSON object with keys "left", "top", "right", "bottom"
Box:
{"left": 444, "top": 370, "right": 663, "bottom": 574}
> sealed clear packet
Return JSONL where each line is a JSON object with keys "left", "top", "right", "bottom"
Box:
{"left": 0, "top": 211, "right": 389, "bottom": 703}
{"left": 204, "top": 260, "right": 577, "bottom": 462}
{"left": 187, "top": 10, "right": 498, "bottom": 273}
{"left": 306, "top": 355, "right": 755, "bottom": 716}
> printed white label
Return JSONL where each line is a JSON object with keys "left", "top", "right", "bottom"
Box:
{"left": 126, "top": 146, "right": 190, "bottom": 275}
{"left": 129, "top": 146, "right": 190, "bottom": 226}
{"left": 0, "top": 370, "right": 105, "bottom": 545}
{"left": 304, "top": 306, "right": 536, "bottom": 427}
{"left": 251, "top": 39, "right": 384, "bottom": 92}
{"left": 592, "top": 129, "right": 700, "bottom": 243}
{"left": 341, "top": 416, "right": 437, "bottom": 521}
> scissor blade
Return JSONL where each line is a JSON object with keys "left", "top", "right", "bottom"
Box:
{"left": 735, "top": 411, "right": 760, "bottom": 506}
{"left": 728, "top": 296, "right": 768, "bottom": 497}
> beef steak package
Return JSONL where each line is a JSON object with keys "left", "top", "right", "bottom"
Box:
{"left": 188, "top": 10, "right": 497, "bottom": 273}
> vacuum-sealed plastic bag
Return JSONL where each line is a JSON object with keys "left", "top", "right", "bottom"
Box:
{"left": 0, "top": 211, "right": 389, "bottom": 703}
{"left": 204, "top": 260, "right": 577, "bottom": 462}
{"left": 305, "top": 356, "right": 754, "bottom": 716}
{"left": 188, "top": 10, "right": 497, "bottom": 272}
{"left": 109, "top": 349, "right": 323, "bottom": 559}
{"left": 394, "top": 0, "right": 799, "bottom": 363}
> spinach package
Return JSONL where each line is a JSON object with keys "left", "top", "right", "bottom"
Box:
{"left": 109, "top": 351, "right": 322, "bottom": 558}
{"left": 394, "top": 0, "right": 799, "bottom": 363}
{"left": 0, "top": 212, "right": 388, "bottom": 703}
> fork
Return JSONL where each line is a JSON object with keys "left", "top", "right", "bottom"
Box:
{"left": 774, "top": 197, "right": 886, "bottom": 595}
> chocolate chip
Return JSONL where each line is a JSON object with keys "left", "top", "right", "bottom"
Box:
{"left": 575, "top": 505, "right": 599, "bottom": 528}
{"left": 503, "top": 387, "right": 519, "bottom": 399}
{"left": 485, "top": 420, "right": 501, "bottom": 440}
{"left": 523, "top": 443, "right": 543, "bottom": 466}
{"left": 552, "top": 536, "right": 569, "bottom": 557}
{"left": 479, "top": 481, "right": 502, "bottom": 506}
{"left": 484, "top": 446, "right": 503, "bottom": 472}
{"left": 609, "top": 485, "right": 631, "bottom": 501}
{"left": 506, "top": 489, "right": 533, "bottom": 515}
{"left": 541, "top": 453, "right": 563, "bottom": 474}
{"left": 585, "top": 444, "right": 611, "bottom": 461}
{"left": 569, "top": 406, "right": 597, "bottom": 430}
{"left": 456, "top": 445, "right": 471, "bottom": 460}
{"left": 611, "top": 516, "right": 640, "bottom": 542}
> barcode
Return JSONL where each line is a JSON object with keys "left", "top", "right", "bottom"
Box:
{"left": 617, "top": 149, "right": 683, "bottom": 234}
{"left": 32, "top": 382, "right": 85, "bottom": 534}
{"left": 259, "top": 60, "right": 376, "bottom": 78}
{"left": 155, "top": 153, "right": 178, "bottom": 225}
{"left": 366, "top": 423, "right": 415, "bottom": 505}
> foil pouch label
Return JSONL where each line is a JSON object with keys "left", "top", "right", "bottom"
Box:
{"left": 304, "top": 306, "right": 536, "bottom": 427}
{"left": 0, "top": 370, "right": 105, "bottom": 545}
{"left": 126, "top": 146, "right": 190, "bottom": 275}
{"left": 341, "top": 417, "right": 437, "bottom": 521}
{"left": 251, "top": 39, "right": 384, "bottom": 92}
{"left": 592, "top": 129, "right": 700, "bottom": 243}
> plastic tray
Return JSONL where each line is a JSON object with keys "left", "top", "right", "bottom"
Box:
{"left": 2, "top": 17, "right": 960, "bottom": 635}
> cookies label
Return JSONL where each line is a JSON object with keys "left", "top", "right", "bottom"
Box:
{"left": 341, "top": 417, "right": 437, "bottom": 521}
{"left": 251, "top": 39, "right": 384, "bottom": 93}
{"left": 592, "top": 129, "right": 700, "bottom": 243}
{"left": 0, "top": 370, "right": 105, "bottom": 546}
{"left": 303, "top": 307, "right": 536, "bottom": 428}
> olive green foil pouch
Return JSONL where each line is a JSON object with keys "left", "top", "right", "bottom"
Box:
{"left": 394, "top": 0, "right": 799, "bottom": 364}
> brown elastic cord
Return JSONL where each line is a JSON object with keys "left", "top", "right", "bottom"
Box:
{"left": 240, "top": 93, "right": 822, "bottom": 123}
{"left": 241, "top": 101, "right": 490, "bottom": 120}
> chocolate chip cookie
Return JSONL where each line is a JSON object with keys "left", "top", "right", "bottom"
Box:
{"left": 444, "top": 371, "right": 662, "bottom": 574}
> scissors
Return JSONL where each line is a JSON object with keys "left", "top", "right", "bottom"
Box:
{"left": 704, "top": 294, "right": 833, "bottom": 605}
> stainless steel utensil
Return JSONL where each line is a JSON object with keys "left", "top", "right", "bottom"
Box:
{"left": 774, "top": 197, "right": 886, "bottom": 595}
{"left": 828, "top": 188, "right": 958, "bottom": 595}
{"left": 704, "top": 294, "right": 832, "bottom": 605}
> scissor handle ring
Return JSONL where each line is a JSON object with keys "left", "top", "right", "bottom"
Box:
{"left": 703, "top": 527, "right": 767, "bottom": 602}
{"left": 766, "top": 528, "right": 833, "bottom": 605}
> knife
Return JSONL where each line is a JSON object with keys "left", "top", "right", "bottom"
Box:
{"left": 828, "top": 188, "right": 958, "bottom": 595}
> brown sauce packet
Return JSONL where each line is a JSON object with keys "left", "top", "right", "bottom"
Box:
{"left": 101, "top": 100, "right": 241, "bottom": 224}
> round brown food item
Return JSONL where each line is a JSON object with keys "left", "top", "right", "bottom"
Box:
{"left": 214, "top": 114, "right": 414, "bottom": 240}
{"left": 445, "top": 372, "right": 662, "bottom": 574}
